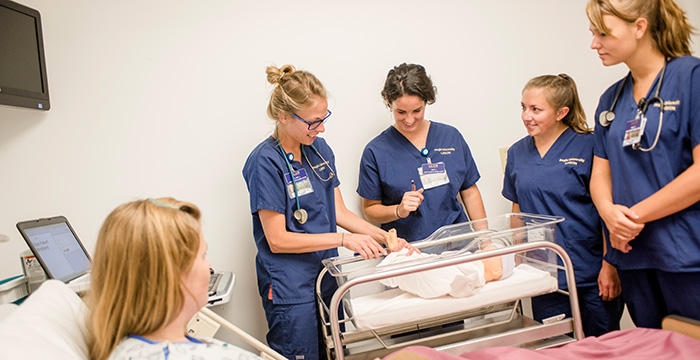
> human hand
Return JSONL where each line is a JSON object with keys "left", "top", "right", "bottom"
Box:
{"left": 601, "top": 204, "right": 644, "bottom": 253}
{"left": 397, "top": 188, "right": 424, "bottom": 218}
{"left": 343, "top": 233, "right": 387, "bottom": 259}
{"left": 597, "top": 260, "right": 621, "bottom": 301}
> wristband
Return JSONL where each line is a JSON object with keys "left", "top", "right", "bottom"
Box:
{"left": 396, "top": 205, "right": 405, "bottom": 219}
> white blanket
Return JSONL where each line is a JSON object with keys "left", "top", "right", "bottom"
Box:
{"left": 377, "top": 250, "right": 486, "bottom": 298}
{"left": 349, "top": 264, "right": 557, "bottom": 330}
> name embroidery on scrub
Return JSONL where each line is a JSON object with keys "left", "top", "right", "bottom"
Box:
{"left": 659, "top": 99, "right": 680, "bottom": 112}
{"left": 284, "top": 168, "right": 314, "bottom": 199}
{"left": 434, "top": 147, "right": 455, "bottom": 155}
{"left": 418, "top": 161, "right": 450, "bottom": 190}
{"left": 559, "top": 158, "right": 585, "bottom": 166}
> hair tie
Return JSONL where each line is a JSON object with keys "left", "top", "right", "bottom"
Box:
{"left": 149, "top": 198, "right": 181, "bottom": 210}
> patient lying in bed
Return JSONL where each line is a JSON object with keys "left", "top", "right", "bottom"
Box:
{"left": 87, "top": 198, "right": 262, "bottom": 360}
{"left": 377, "top": 241, "right": 516, "bottom": 299}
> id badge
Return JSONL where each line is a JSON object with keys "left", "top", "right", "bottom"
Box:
{"left": 284, "top": 168, "right": 314, "bottom": 199}
{"left": 418, "top": 162, "right": 449, "bottom": 190}
{"left": 622, "top": 111, "right": 646, "bottom": 147}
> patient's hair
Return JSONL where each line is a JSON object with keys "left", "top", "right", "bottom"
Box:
{"left": 266, "top": 64, "right": 327, "bottom": 124}
{"left": 381, "top": 63, "right": 437, "bottom": 107}
{"left": 87, "top": 197, "right": 202, "bottom": 360}
{"left": 586, "top": 0, "right": 694, "bottom": 58}
{"left": 523, "top": 74, "right": 590, "bottom": 134}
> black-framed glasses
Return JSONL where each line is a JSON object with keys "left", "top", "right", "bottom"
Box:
{"left": 292, "top": 109, "right": 332, "bottom": 130}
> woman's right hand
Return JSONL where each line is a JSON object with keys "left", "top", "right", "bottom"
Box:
{"left": 343, "top": 233, "right": 387, "bottom": 259}
{"left": 601, "top": 204, "right": 644, "bottom": 253}
{"left": 397, "top": 188, "right": 424, "bottom": 218}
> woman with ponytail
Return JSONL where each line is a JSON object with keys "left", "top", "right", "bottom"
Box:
{"left": 588, "top": 0, "right": 700, "bottom": 328}
{"left": 502, "top": 74, "right": 624, "bottom": 337}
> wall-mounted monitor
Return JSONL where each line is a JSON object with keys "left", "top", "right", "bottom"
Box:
{"left": 0, "top": 0, "right": 50, "bottom": 111}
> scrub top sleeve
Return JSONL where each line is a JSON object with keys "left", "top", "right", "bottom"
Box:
{"left": 329, "top": 147, "right": 341, "bottom": 189}
{"left": 459, "top": 135, "right": 481, "bottom": 190}
{"left": 247, "top": 156, "right": 287, "bottom": 214}
{"left": 357, "top": 146, "right": 383, "bottom": 201}
{"left": 689, "top": 66, "right": 700, "bottom": 148}
{"left": 501, "top": 146, "right": 517, "bottom": 203}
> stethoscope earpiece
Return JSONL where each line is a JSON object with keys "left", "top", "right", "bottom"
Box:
{"left": 294, "top": 209, "right": 308, "bottom": 224}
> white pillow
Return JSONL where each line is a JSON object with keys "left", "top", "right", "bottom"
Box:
{"left": 0, "top": 280, "right": 89, "bottom": 359}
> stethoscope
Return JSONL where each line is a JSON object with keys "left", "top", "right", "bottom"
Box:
{"left": 598, "top": 60, "right": 667, "bottom": 152}
{"left": 276, "top": 139, "right": 336, "bottom": 224}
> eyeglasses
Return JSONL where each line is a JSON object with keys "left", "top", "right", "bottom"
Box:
{"left": 292, "top": 109, "right": 332, "bottom": 130}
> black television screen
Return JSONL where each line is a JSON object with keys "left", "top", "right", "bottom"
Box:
{"left": 0, "top": 0, "right": 50, "bottom": 110}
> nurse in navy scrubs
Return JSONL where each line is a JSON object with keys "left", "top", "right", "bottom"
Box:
{"left": 587, "top": 0, "right": 700, "bottom": 328}
{"left": 357, "top": 63, "right": 486, "bottom": 242}
{"left": 502, "top": 74, "right": 623, "bottom": 336}
{"left": 243, "top": 64, "right": 414, "bottom": 359}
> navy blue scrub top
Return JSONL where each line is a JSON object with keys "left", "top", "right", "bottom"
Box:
{"left": 357, "top": 121, "right": 481, "bottom": 242}
{"left": 593, "top": 56, "right": 700, "bottom": 272}
{"left": 502, "top": 128, "right": 602, "bottom": 288}
{"left": 243, "top": 136, "right": 339, "bottom": 304}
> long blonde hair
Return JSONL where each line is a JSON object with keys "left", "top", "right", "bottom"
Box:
{"left": 523, "top": 74, "right": 590, "bottom": 134}
{"left": 586, "top": 0, "right": 695, "bottom": 58}
{"left": 87, "top": 197, "right": 202, "bottom": 360}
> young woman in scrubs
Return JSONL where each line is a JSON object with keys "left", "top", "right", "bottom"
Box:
{"left": 587, "top": 0, "right": 700, "bottom": 328}
{"left": 502, "top": 75, "right": 624, "bottom": 337}
{"left": 357, "top": 63, "right": 486, "bottom": 242}
{"left": 243, "top": 64, "right": 414, "bottom": 360}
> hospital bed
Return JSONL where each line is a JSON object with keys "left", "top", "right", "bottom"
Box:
{"left": 316, "top": 213, "right": 584, "bottom": 360}
{"left": 380, "top": 320, "right": 700, "bottom": 359}
{"left": 0, "top": 279, "right": 284, "bottom": 360}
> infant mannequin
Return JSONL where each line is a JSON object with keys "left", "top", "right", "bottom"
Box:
{"left": 379, "top": 233, "right": 515, "bottom": 299}
{"left": 477, "top": 245, "right": 506, "bottom": 282}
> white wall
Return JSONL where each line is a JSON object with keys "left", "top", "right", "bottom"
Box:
{"left": 1, "top": 0, "right": 699, "bottom": 351}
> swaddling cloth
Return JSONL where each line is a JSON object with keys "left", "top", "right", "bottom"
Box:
{"left": 377, "top": 249, "right": 485, "bottom": 298}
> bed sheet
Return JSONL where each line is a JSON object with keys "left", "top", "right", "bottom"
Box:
{"left": 350, "top": 264, "right": 557, "bottom": 330}
{"left": 382, "top": 328, "right": 700, "bottom": 359}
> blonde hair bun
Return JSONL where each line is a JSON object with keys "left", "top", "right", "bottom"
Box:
{"left": 266, "top": 64, "right": 296, "bottom": 85}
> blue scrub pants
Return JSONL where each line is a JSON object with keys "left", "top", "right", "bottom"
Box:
{"left": 618, "top": 269, "right": 700, "bottom": 329}
{"left": 531, "top": 285, "right": 623, "bottom": 337}
{"left": 262, "top": 292, "right": 341, "bottom": 360}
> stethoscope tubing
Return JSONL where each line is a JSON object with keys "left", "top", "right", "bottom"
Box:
{"left": 276, "top": 139, "right": 335, "bottom": 224}
{"left": 598, "top": 60, "right": 667, "bottom": 152}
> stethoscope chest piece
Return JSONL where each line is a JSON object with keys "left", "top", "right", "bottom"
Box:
{"left": 599, "top": 110, "right": 615, "bottom": 127}
{"left": 294, "top": 209, "right": 308, "bottom": 224}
